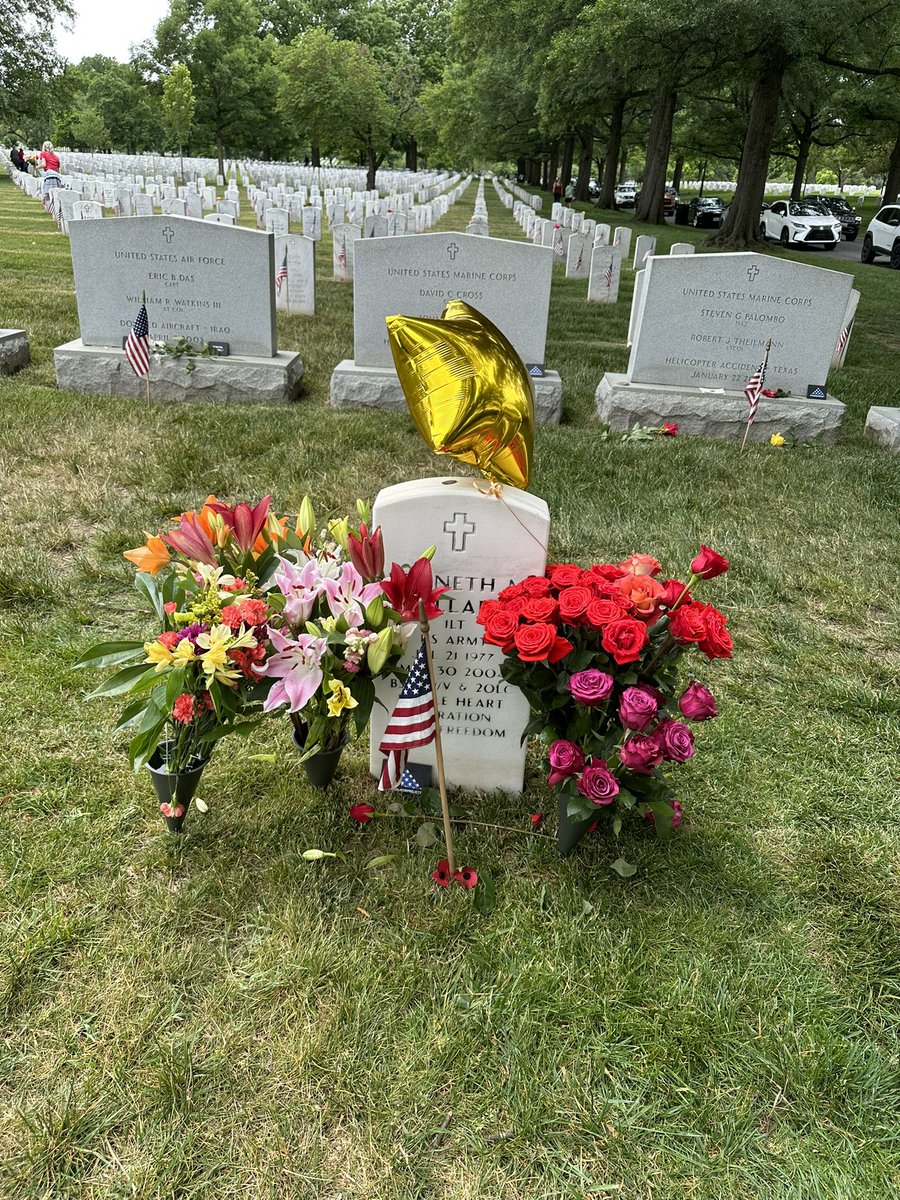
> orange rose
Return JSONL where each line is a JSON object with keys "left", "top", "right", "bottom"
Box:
{"left": 617, "top": 553, "right": 662, "bottom": 577}
{"left": 615, "top": 572, "right": 664, "bottom": 617}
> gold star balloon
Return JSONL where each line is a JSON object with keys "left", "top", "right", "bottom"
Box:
{"left": 386, "top": 300, "right": 534, "bottom": 490}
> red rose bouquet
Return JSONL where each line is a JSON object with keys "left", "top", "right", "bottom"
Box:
{"left": 477, "top": 547, "right": 732, "bottom": 852}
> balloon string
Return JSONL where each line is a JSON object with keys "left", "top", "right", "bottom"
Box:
{"left": 471, "top": 479, "right": 550, "bottom": 560}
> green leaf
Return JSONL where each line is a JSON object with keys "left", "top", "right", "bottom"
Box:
{"left": 87, "top": 663, "right": 157, "bottom": 699}
{"left": 352, "top": 676, "right": 375, "bottom": 736}
{"left": 73, "top": 640, "right": 144, "bottom": 671}
{"left": 134, "top": 572, "right": 164, "bottom": 621}
{"left": 610, "top": 857, "right": 637, "bottom": 878}
{"left": 473, "top": 872, "right": 496, "bottom": 915}
{"left": 129, "top": 718, "right": 167, "bottom": 773}
{"left": 165, "top": 665, "right": 186, "bottom": 709}
{"left": 366, "top": 854, "right": 396, "bottom": 869}
{"left": 612, "top": 815, "right": 622, "bottom": 837}
{"left": 199, "top": 718, "right": 263, "bottom": 746}
{"left": 415, "top": 821, "right": 438, "bottom": 849}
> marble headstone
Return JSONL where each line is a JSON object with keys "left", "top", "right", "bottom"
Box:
{"left": 369, "top": 478, "right": 550, "bottom": 793}
{"left": 587, "top": 246, "right": 622, "bottom": 304}
{"left": 274, "top": 234, "right": 315, "bottom": 316}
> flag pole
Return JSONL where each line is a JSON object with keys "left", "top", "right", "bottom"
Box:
{"left": 142, "top": 290, "right": 151, "bottom": 406}
{"left": 418, "top": 599, "right": 455, "bottom": 878}
{"left": 741, "top": 337, "right": 771, "bottom": 453}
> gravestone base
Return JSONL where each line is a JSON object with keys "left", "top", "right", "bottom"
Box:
{"left": 330, "top": 359, "right": 563, "bottom": 425}
{"left": 595, "top": 373, "right": 844, "bottom": 444}
{"left": 865, "top": 406, "right": 900, "bottom": 452}
{"left": 54, "top": 340, "right": 304, "bottom": 405}
{"left": 0, "top": 329, "right": 30, "bottom": 374}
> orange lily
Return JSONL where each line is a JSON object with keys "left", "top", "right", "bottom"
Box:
{"left": 123, "top": 535, "right": 172, "bottom": 576}
{"left": 170, "top": 495, "right": 219, "bottom": 540}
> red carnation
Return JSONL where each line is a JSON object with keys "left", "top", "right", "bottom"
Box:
{"left": 601, "top": 617, "right": 649, "bottom": 665}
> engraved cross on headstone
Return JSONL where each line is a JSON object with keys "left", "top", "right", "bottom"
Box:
{"left": 162, "top": 225, "right": 175, "bottom": 244}
{"left": 747, "top": 264, "right": 759, "bottom": 282}
{"left": 443, "top": 511, "right": 476, "bottom": 551}
{"left": 446, "top": 242, "right": 460, "bottom": 260}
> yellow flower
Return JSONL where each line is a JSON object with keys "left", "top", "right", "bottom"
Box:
{"left": 326, "top": 679, "right": 358, "bottom": 717}
{"left": 171, "top": 639, "right": 196, "bottom": 665}
{"left": 319, "top": 616, "right": 337, "bottom": 632}
{"left": 144, "top": 640, "right": 174, "bottom": 671}
{"left": 770, "top": 433, "right": 785, "bottom": 447}
{"left": 196, "top": 624, "right": 256, "bottom": 684}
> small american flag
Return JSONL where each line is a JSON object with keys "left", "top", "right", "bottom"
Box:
{"left": 743, "top": 342, "right": 770, "bottom": 424}
{"left": 124, "top": 301, "right": 150, "bottom": 378}
{"left": 378, "top": 638, "right": 436, "bottom": 791}
{"left": 275, "top": 249, "right": 288, "bottom": 294}
{"left": 337, "top": 237, "right": 346, "bottom": 269}
{"left": 836, "top": 323, "right": 851, "bottom": 357}
{"left": 553, "top": 225, "right": 565, "bottom": 258}
{"left": 642, "top": 246, "right": 653, "bottom": 264}
{"left": 605, "top": 259, "right": 613, "bottom": 290}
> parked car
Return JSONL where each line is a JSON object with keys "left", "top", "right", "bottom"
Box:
{"left": 614, "top": 182, "right": 636, "bottom": 208}
{"left": 634, "top": 185, "right": 679, "bottom": 215}
{"left": 759, "top": 200, "right": 841, "bottom": 249}
{"left": 588, "top": 177, "right": 600, "bottom": 199}
{"left": 687, "top": 196, "right": 724, "bottom": 227}
{"left": 860, "top": 205, "right": 900, "bottom": 267}
{"left": 806, "top": 194, "right": 862, "bottom": 241}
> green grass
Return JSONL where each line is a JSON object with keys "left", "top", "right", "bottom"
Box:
{"left": 1, "top": 175, "right": 899, "bottom": 1200}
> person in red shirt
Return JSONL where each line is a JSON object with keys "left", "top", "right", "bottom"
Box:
{"left": 38, "top": 141, "right": 60, "bottom": 172}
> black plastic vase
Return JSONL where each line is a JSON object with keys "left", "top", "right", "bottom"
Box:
{"left": 146, "top": 741, "right": 209, "bottom": 833}
{"left": 557, "top": 794, "right": 595, "bottom": 856}
{"left": 291, "top": 726, "right": 350, "bottom": 789}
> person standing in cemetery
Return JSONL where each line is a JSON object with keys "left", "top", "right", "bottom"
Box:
{"left": 37, "top": 139, "right": 61, "bottom": 196}
{"left": 564, "top": 180, "right": 575, "bottom": 206}
{"left": 553, "top": 177, "right": 562, "bottom": 205}
{"left": 9, "top": 145, "right": 25, "bottom": 172}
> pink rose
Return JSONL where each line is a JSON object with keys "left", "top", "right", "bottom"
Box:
{"left": 547, "top": 739, "right": 585, "bottom": 787}
{"left": 618, "top": 685, "right": 660, "bottom": 732}
{"left": 654, "top": 719, "right": 695, "bottom": 764}
{"left": 619, "top": 734, "right": 664, "bottom": 775}
{"left": 678, "top": 681, "right": 717, "bottom": 721}
{"left": 567, "top": 668, "right": 614, "bottom": 706}
{"left": 576, "top": 760, "right": 620, "bottom": 806}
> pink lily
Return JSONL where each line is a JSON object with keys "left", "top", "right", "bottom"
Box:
{"left": 272, "top": 556, "right": 327, "bottom": 625}
{"left": 253, "top": 628, "right": 326, "bottom": 712}
{"left": 208, "top": 496, "right": 272, "bottom": 556}
{"left": 162, "top": 512, "right": 218, "bottom": 566}
{"left": 322, "top": 563, "right": 384, "bottom": 628}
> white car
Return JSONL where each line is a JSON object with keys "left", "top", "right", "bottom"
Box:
{"left": 614, "top": 183, "right": 636, "bottom": 208}
{"left": 759, "top": 200, "right": 841, "bottom": 250}
{"left": 860, "top": 205, "right": 900, "bottom": 267}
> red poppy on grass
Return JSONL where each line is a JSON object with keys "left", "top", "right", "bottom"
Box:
{"left": 454, "top": 866, "right": 478, "bottom": 889}
{"left": 432, "top": 859, "right": 451, "bottom": 887}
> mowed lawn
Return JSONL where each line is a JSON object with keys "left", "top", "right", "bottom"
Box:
{"left": 1, "top": 173, "right": 899, "bottom": 1200}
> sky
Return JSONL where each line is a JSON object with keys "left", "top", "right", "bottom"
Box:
{"left": 55, "top": 0, "right": 172, "bottom": 64}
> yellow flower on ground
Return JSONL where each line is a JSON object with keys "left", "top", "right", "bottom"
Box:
{"left": 326, "top": 679, "right": 358, "bottom": 717}
{"left": 770, "top": 433, "right": 785, "bottom": 447}
{"left": 144, "top": 641, "right": 174, "bottom": 670}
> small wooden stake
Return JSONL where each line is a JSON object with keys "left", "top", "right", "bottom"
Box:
{"left": 418, "top": 599, "right": 455, "bottom": 878}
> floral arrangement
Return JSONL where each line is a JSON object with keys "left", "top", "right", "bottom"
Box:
{"left": 74, "top": 496, "right": 288, "bottom": 783}
{"left": 477, "top": 546, "right": 732, "bottom": 839}
{"left": 258, "top": 500, "right": 446, "bottom": 758}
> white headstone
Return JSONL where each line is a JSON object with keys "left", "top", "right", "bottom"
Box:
{"left": 332, "top": 223, "right": 361, "bottom": 281}
{"left": 301, "top": 206, "right": 322, "bottom": 241}
{"left": 627, "top": 252, "right": 852, "bottom": 392}
{"left": 265, "top": 206, "right": 290, "bottom": 235}
{"left": 72, "top": 201, "right": 103, "bottom": 222}
{"left": 565, "top": 231, "right": 591, "bottom": 279}
{"left": 633, "top": 235, "right": 656, "bottom": 270}
{"left": 369, "top": 478, "right": 550, "bottom": 793}
{"left": 587, "top": 246, "right": 622, "bottom": 305}
{"left": 831, "top": 287, "right": 860, "bottom": 370}
{"left": 205, "top": 212, "right": 235, "bottom": 225}
{"left": 134, "top": 193, "right": 154, "bottom": 216}
{"left": 185, "top": 192, "right": 203, "bottom": 219}
{"left": 670, "top": 242, "right": 695, "bottom": 255}
{"left": 627, "top": 269, "right": 647, "bottom": 347}
{"left": 612, "top": 227, "right": 631, "bottom": 257}
{"left": 274, "top": 234, "right": 315, "bottom": 316}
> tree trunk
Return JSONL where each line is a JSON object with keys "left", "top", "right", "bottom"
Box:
{"left": 883, "top": 128, "right": 900, "bottom": 204}
{"left": 698, "top": 160, "right": 707, "bottom": 196}
{"left": 541, "top": 157, "right": 549, "bottom": 190}
{"left": 406, "top": 138, "right": 417, "bottom": 170}
{"left": 559, "top": 134, "right": 575, "bottom": 188}
{"left": 618, "top": 143, "right": 628, "bottom": 183}
{"left": 366, "top": 145, "right": 382, "bottom": 191}
{"left": 600, "top": 97, "right": 625, "bottom": 208}
{"left": 710, "top": 45, "right": 791, "bottom": 247}
{"left": 671, "top": 155, "right": 684, "bottom": 193}
{"left": 574, "top": 126, "right": 593, "bottom": 200}
{"left": 311, "top": 143, "right": 320, "bottom": 168}
{"left": 548, "top": 140, "right": 559, "bottom": 196}
{"left": 790, "top": 115, "right": 814, "bottom": 201}
{"left": 517, "top": 156, "right": 526, "bottom": 181}
{"left": 634, "top": 86, "right": 677, "bottom": 224}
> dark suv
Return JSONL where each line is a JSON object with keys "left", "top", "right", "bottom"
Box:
{"left": 806, "top": 195, "right": 861, "bottom": 242}
{"left": 687, "top": 196, "right": 724, "bottom": 227}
